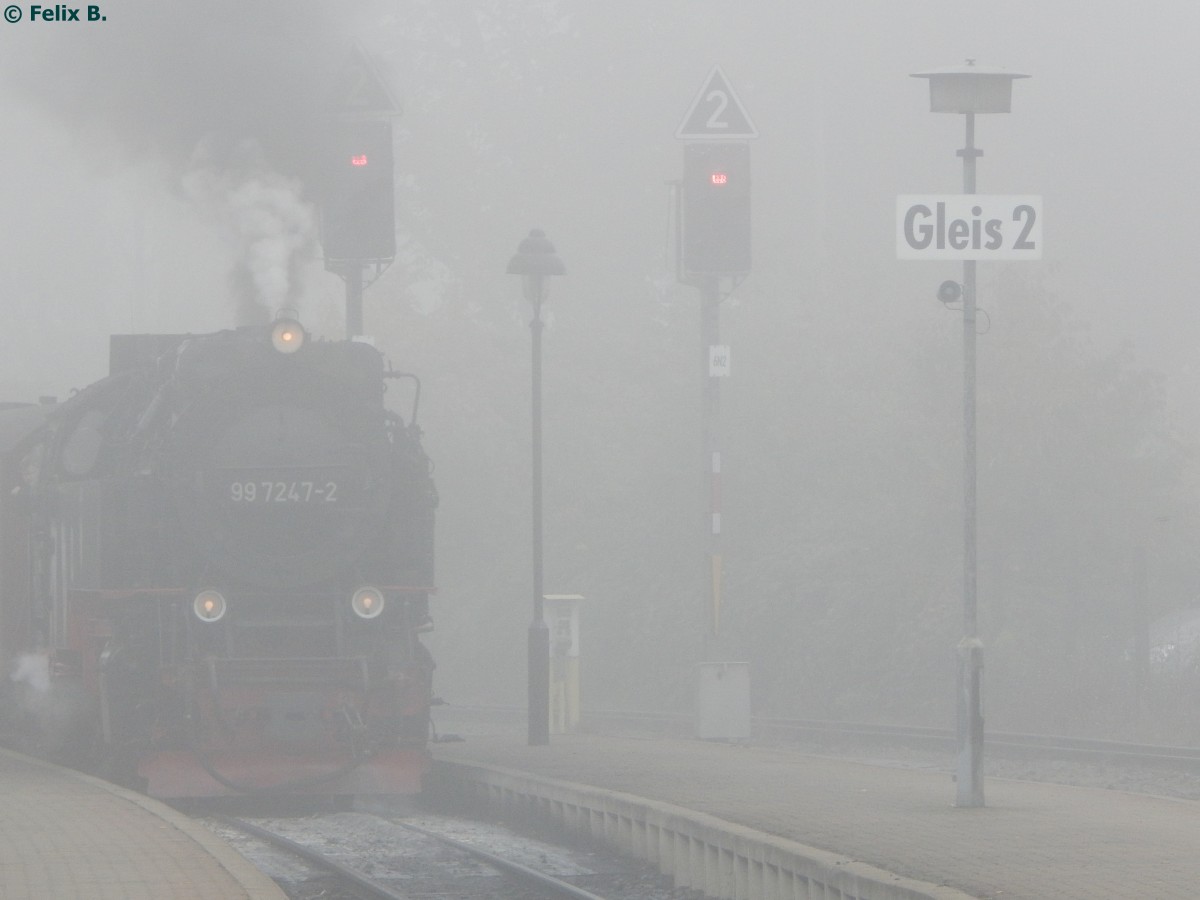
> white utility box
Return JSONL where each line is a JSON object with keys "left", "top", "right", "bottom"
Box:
{"left": 695, "top": 661, "right": 751, "bottom": 740}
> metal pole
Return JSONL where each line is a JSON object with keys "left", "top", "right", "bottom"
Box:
{"left": 346, "top": 264, "right": 364, "bottom": 339}
{"left": 528, "top": 290, "right": 551, "bottom": 745}
{"left": 956, "top": 111, "right": 985, "bottom": 807}
{"left": 1133, "top": 545, "right": 1149, "bottom": 715}
{"left": 701, "top": 276, "right": 722, "bottom": 657}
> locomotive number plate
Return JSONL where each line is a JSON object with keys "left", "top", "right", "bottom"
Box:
{"left": 214, "top": 467, "right": 356, "bottom": 505}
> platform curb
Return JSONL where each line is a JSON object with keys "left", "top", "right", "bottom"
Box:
{"left": 429, "top": 756, "right": 974, "bottom": 900}
{"left": 0, "top": 747, "right": 286, "bottom": 899}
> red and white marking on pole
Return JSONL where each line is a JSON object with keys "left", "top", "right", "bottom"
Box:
{"left": 711, "top": 451, "right": 722, "bottom": 535}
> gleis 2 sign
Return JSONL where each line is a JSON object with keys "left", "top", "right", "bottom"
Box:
{"left": 896, "top": 195, "right": 1042, "bottom": 260}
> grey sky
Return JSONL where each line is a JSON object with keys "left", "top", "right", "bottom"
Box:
{"left": 1, "top": 0, "right": 1197, "bottom": 728}
{"left": 2, "top": 1, "right": 1196, "bottom": 394}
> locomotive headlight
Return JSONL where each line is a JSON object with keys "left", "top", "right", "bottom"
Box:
{"left": 193, "top": 589, "right": 228, "bottom": 623}
{"left": 270, "top": 317, "right": 307, "bottom": 354}
{"left": 351, "top": 586, "right": 385, "bottom": 620}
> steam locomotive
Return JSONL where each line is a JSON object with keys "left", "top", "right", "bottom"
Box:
{"left": 0, "top": 319, "right": 437, "bottom": 797}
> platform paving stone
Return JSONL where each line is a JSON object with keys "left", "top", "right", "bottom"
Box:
{"left": 0, "top": 749, "right": 284, "bottom": 899}
{"left": 435, "top": 731, "right": 1200, "bottom": 899}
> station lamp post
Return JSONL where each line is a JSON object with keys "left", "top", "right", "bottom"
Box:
{"left": 910, "top": 61, "right": 1028, "bottom": 808}
{"left": 507, "top": 228, "right": 566, "bottom": 746}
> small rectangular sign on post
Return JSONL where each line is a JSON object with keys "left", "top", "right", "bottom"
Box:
{"left": 709, "top": 345, "right": 731, "bottom": 377}
{"left": 896, "top": 194, "right": 1042, "bottom": 260}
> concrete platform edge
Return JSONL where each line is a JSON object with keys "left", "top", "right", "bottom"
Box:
{"left": 0, "top": 747, "right": 286, "bottom": 900}
{"left": 429, "top": 756, "right": 975, "bottom": 900}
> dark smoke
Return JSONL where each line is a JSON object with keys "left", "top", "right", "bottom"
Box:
{"left": 4, "top": 1, "right": 386, "bottom": 322}
{"left": 4, "top": 0, "right": 357, "bottom": 173}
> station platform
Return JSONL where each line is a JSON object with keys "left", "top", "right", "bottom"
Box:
{"left": 0, "top": 747, "right": 284, "bottom": 899}
{"left": 433, "top": 730, "right": 1200, "bottom": 899}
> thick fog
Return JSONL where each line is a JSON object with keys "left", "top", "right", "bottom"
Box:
{"left": 4, "top": 1, "right": 1200, "bottom": 740}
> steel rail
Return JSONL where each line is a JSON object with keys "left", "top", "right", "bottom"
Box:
{"left": 587, "top": 709, "right": 1200, "bottom": 770}
{"left": 398, "top": 821, "right": 611, "bottom": 900}
{"left": 438, "top": 705, "right": 1200, "bottom": 771}
{"left": 219, "top": 814, "right": 614, "bottom": 900}
{"left": 216, "top": 815, "right": 410, "bottom": 900}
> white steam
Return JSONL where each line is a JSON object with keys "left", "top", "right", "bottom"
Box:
{"left": 11, "top": 652, "right": 49, "bottom": 694}
{"left": 182, "top": 140, "right": 319, "bottom": 325}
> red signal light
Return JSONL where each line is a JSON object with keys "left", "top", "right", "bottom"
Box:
{"left": 710, "top": 171, "right": 728, "bottom": 186}
{"left": 351, "top": 154, "right": 369, "bottom": 167}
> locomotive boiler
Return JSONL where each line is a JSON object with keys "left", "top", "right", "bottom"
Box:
{"left": 0, "top": 320, "right": 437, "bottom": 797}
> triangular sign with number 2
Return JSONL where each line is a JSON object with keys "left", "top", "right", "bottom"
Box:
{"left": 676, "top": 66, "right": 758, "bottom": 140}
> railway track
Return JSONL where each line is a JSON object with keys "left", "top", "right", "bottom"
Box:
{"left": 753, "top": 715, "right": 1200, "bottom": 770}
{"left": 436, "top": 704, "right": 1200, "bottom": 772}
{"left": 216, "top": 815, "right": 407, "bottom": 900}
{"left": 398, "top": 821, "right": 608, "bottom": 900}
{"left": 210, "top": 810, "right": 684, "bottom": 900}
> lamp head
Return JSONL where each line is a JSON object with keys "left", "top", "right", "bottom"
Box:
{"left": 507, "top": 228, "right": 566, "bottom": 303}
{"left": 270, "top": 318, "right": 307, "bottom": 354}
{"left": 911, "top": 60, "right": 1029, "bottom": 114}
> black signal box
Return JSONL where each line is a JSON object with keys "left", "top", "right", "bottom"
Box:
{"left": 682, "top": 142, "right": 751, "bottom": 275}
{"left": 321, "top": 119, "right": 396, "bottom": 261}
